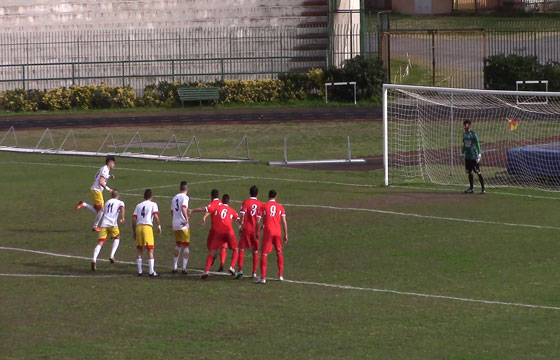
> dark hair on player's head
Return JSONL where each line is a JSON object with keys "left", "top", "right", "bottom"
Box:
{"left": 105, "top": 155, "right": 116, "bottom": 164}
{"left": 111, "top": 189, "right": 119, "bottom": 198}
{"left": 144, "top": 189, "right": 152, "bottom": 200}
{"left": 211, "top": 189, "right": 219, "bottom": 199}
{"left": 180, "top": 181, "right": 188, "bottom": 191}
{"left": 268, "top": 189, "right": 277, "bottom": 199}
{"left": 222, "top": 194, "right": 230, "bottom": 204}
{"left": 463, "top": 119, "right": 472, "bottom": 125}
{"left": 250, "top": 185, "right": 258, "bottom": 197}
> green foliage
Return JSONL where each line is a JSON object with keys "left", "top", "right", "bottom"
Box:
{"left": 324, "top": 55, "right": 386, "bottom": 102}
{"left": 0, "top": 57, "right": 385, "bottom": 111}
{"left": 221, "top": 79, "right": 284, "bottom": 104}
{"left": 484, "top": 54, "right": 540, "bottom": 90}
{"left": 483, "top": 54, "right": 560, "bottom": 91}
{"left": 0, "top": 85, "right": 137, "bottom": 112}
{"left": 0, "top": 89, "right": 42, "bottom": 112}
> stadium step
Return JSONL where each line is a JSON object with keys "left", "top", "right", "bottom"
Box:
{"left": 302, "top": 0, "right": 328, "bottom": 6}
{"left": 293, "top": 43, "right": 328, "bottom": 51}
{"left": 296, "top": 32, "right": 329, "bottom": 39}
{"left": 301, "top": 10, "right": 329, "bottom": 17}
{"left": 297, "top": 21, "right": 328, "bottom": 28}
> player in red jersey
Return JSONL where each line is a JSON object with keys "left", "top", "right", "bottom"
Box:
{"left": 200, "top": 194, "right": 240, "bottom": 279}
{"left": 257, "top": 189, "right": 288, "bottom": 284}
{"left": 235, "top": 185, "right": 263, "bottom": 279}
{"left": 189, "top": 189, "right": 227, "bottom": 271}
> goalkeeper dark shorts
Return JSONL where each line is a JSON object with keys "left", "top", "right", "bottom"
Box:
{"left": 465, "top": 159, "right": 480, "bottom": 174}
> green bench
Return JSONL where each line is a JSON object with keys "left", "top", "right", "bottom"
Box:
{"left": 177, "top": 87, "right": 220, "bottom": 107}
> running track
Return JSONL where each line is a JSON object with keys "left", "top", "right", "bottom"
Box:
{"left": 0, "top": 106, "right": 382, "bottom": 130}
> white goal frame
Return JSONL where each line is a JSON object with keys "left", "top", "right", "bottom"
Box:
{"left": 382, "top": 84, "right": 560, "bottom": 187}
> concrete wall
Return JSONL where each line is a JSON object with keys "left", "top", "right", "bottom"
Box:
{"left": 392, "top": 0, "right": 452, "bottom": 15}
{"left": 0, "top": 0, "right": 318, "bottom": 32}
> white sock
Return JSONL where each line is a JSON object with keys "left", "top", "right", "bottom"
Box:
{"left": 93, "top": 211, "right": 104, "bottom": 228}
{"left": 92, "top": 244, "right": 101, "bottom": 262}
{"left": 182, "top": 247, "right": 190, "bottom": 270}
{"left": 149, "top": 259, "right": 155, "bottom": 274}
{"left": 83, "top": 202, "right": 97, "bottom": 214}
{"left": 137, "top": 258, "right": 143, "bottom": 274}
{"left": 173, "top": 246, "right": 181, "bottom": 269}
{"left": 110, "top": 239, "right": 120, "bottom": 259}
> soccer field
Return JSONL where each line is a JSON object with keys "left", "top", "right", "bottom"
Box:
{"left": 2, "top": 122, "right": 560, "bottom": 359}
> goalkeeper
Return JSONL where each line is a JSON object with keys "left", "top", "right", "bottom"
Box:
{"left": 461, "top": 119, "right": 486, "bottom": 194}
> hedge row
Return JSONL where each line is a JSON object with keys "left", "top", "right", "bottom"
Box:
{"left": 484, "top": 54, "right": 560, "bottom": 91}
{"left": 0, "top": 56, "right": 386, "bottom": 112}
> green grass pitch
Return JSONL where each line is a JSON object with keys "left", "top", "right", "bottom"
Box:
{"left": 1, "top": 121, "right": 560, "bottom": 359}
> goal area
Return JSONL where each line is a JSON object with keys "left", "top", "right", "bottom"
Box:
{"left": 383, "top": 84, "right": 560, "bottom": 192}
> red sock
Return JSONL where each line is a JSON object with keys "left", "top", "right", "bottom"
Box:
{"left": 220, "top": 248, "right": 226, "bottom": 266}
{"left": 260, "top": 253, "right": 267, "bottom": 279}
{"left": 252, "top": 250, "right": 258, "bottom": 275}
{"left": 205, "top": 254, "right": 214, "bottom": 272}
{"left": 238, "top": 250, "right": 245, "bottom": 271}
{"left": 230, "top": 250, "right": 239, "bottom": 269}
{"left": 277, "top": 251, "right": 284, "bottom": 277}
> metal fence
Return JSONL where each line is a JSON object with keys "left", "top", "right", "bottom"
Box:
{"left": 453, "top": 0, "right": 560, "bottom": 12}
{"left": 380, "top": 28, "right": 560, "bottom": 89}
{"left": 0, "top": 27, "right": 329, "bottom": 93}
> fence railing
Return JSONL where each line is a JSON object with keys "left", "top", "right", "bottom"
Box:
{"left": 0, "top": 27, "right": 330, "bottom": 92}
{"left": 453, "top": 0, "right": 560, "bottom": 12}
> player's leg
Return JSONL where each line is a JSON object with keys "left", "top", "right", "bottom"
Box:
{"left": 172, "top": 231, "right": 182, "bottom": 272}
{"left": 274, "top": 236, "right": 284, "bottom": 281}
{"left": 90, "top": 191, "right": 105, "bottom": 231}
{"left": 136, "top": 225, "right": 144, "bottom": 276}
{"left": 148, "top": 246, "right": 158, "bottom": 277}
{"left": 109, "top": 227, "right": 120, "bottom": 263}
{"left": 474, "top": 164, "right": 486, "bottom": 193}
{"left": 464, "top": 161, "right": 474, "bottom": 193}
{"left": 257, "top": 234, "right": 272, "bottom": 284}
{"left": 202, "top": 249, "right": 217, "bottom": 279}
{"left": 227, "top": 234, "right": 239, "bottom": 276}
{"left": 251, "top": 234, "right": 259, "bottom": 279}
{"left": 92, "top": 235, "right": 106, "bottom": 271}
{"left": 181, "top": 229, "right": 191, "bottom": 273}
{"left": 77, "top": 201, "right": 97, "bottom": 214}
{"left": 218, "top": 244, "right": 227, "bottom": 272}
{"left": 182, "top": 246, "right": 190, "bottom": 274}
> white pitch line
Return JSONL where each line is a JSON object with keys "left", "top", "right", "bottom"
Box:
{"left": 283, "top": 279, "right": 560, "bottom": 311}
{"left": 392, "top": 185, "right": 560, "bottom": 201}
{"left": 1, "top": 160, "right": 375, "bottom": 188}
{"left": 1, "top": 246, "right": 559, "bottom": 311}
{"left": 0, "top": 273, "right": 131, "bottom": 278}
{"left": 124, "top": 176, "right": 251, "bottom": 193}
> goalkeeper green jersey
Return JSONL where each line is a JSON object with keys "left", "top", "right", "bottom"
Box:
{"left": 462, "top": 130, "right": 481, "bottom": 160}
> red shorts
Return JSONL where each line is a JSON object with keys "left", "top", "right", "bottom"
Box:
{"left": 261, "top": 232, "right": 282, "bottom": 254}
{"left": 207, "top": 228, "right": 228, "bottom": 250}
{"left": 239, "top": 229, "right": 259, "bottom": 250}
{"left": 210, "top": 231, "right": 238, "bottom": 251}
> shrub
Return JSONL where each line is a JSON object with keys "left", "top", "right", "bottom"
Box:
{"left": 221, "top": 79, "right": 284, "bottom": 104}
{"left": 484, "top": 54, "right": 540, "bottom": 90}
{"left": 0, "top": 89, "right": 41, "bottom": 112}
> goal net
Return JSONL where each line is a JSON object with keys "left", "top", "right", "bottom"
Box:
{"left": 383, "top": 84, "right": 560, "bottom": 191}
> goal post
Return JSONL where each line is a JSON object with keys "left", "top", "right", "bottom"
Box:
{"left": 383, "top": 84, "right": 560, "bottom": 191}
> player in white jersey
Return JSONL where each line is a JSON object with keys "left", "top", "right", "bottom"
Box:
{"left": 170, "top": 181, "right": 191, "bottom": 274}
{"left": 76, "top": 156, "right": 116, "bottom": 232}
{"left": 132, "top": 189, "right": 162, "bottom": 277}
{"left": 91, "top": 190, "right": 125, "bottom": 271}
